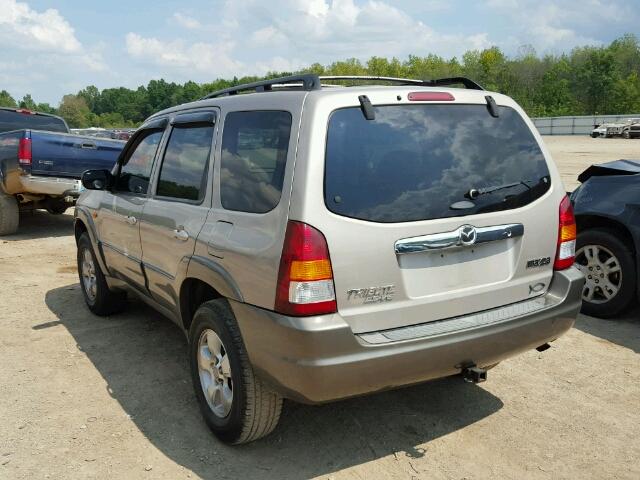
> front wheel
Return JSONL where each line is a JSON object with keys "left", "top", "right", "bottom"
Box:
{"left": 77, "top": 233, "right": 126, "bottom": 315}
{"left": 575, "top": 228, "right": 637, "bottom": 318}
{"left": 189, "top": 300, "right": 283, "bottom": 444}
{"left": 623, "top": 130, "right": 631, "bottom": 139}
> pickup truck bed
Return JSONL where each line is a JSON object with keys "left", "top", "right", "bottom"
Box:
{"left": 0, "top": 108, "right": 125, "bottom": 235}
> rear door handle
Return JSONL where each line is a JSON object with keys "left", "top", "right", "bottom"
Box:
{"left": 173, "top": 228, "right": 189, "bottom": 241}
{"left": 125, "top": 215, "right": 137, "bottom": 225}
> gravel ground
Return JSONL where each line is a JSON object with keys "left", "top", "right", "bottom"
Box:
{"left": 0, "top": 136, "right": 639, "bottom": 480}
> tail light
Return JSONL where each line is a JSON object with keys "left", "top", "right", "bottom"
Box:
{"left": 275, "top": 221, "right": 337, "bottom": 316}
{"left": 18, "top": 137, "right": 32, "bottom": 166}
{"left": 554, "top": 196, "right": 577, "bottom": 270}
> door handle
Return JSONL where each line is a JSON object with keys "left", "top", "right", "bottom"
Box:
{"left": 173, "top": 228, "right": 189, "bottom": 241}
{"left": 125, "top": 215, "right": 137, "bottom": 225}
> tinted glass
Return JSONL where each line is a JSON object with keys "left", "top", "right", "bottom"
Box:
{"left": 116, "top": 131, "right": 163, "bottom": 194}
{"left": 156, "top": 125, "right": 214, "bottom": 201}
{"left": 0, "top": 110, "right": 68, "bottom": 133}
{"left": 220, "top": 111, "right": 292, "bottom": 213}
{"left": 325, "top": 105, "right": 551, "bottom": 223}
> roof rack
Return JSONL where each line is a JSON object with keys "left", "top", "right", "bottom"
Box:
{"left": 320, "top": 76, "right": 484, "bottom": 90}
{"left": 201, "top": 74, "right": 321, "bottom": 99}
{"left": 200, "top": 74, "right": 484, "bottom": 99}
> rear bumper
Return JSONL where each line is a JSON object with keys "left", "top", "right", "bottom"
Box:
{"left": 19, "top": 175, "right": 83, "bottom": 197}
{"left": 231, "top": 268, "right": 584, "bottom": 404}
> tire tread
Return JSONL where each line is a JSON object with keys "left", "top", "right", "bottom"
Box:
{"left": 0, "top": 193, "right": 19, "bottom": 236}
{"left": 194, "top": 301, "right": 282, "bottom": 444}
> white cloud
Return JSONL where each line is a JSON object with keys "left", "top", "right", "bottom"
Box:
{"left": 482, "top": 0, "right": 628, "bottom": 52}
{"left": 0, "top": 0, "right": 81, "bottom": 52}
{"left": 172, "top": 12, "right": 202, "bottom": 30}
{"left": 125, "top": 33, "right": 243, "bottom": 77}
{"left": 219, "top": 0, "right": 492, "bottom": 60}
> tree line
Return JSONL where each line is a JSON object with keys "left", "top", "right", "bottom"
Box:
{"left": 1, "top": 34, "right": 639, "bottom": 128}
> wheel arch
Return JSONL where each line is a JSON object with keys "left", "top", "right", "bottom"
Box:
{"left": 575, "top": 213, "right": 639, "bottom": 300}
{"left": 575, "top": 214, "right": 637, "bottom": 255}
{"left": 180, "top": 256, "right": 244, "bottom": 332}
{"left": 74, "top": 208, "right": 110, "bottom": 276}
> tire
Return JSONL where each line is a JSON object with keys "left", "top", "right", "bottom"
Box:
{"left": 46, "top": 200, "right": 68, "bottom": 215}
{"left": 623, "top": 130, "right": 630, "bottom": 139}
{"left": 575, "top": 228, "right": 637, "bottom": 318}
{"left": 189, "top": 300, "right": 283, "bottom": 445}
{"left": 0, "top": 193, "right": 19, "bottom": 236}
{"left": 76, "top": 232, "right": 126, "bottom": 316}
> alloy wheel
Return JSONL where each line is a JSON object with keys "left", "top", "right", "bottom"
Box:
{"left": 575, "top": 244, "right": 622, "bottom": 304}
{"left": 81, "top": 248, "right": 97, "bottom": 302}
{"left": 197, "top": 329, "right": 233, "bottom": 418}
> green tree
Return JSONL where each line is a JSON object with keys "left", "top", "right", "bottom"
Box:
{"left": 58, "top": 95, "right": 91, "bottom": 128}
{"left": 19, "top": 94, "right": 37, "bottom": 110}
{"left": 0, "top": 90, "right": 17, "bottom": 108}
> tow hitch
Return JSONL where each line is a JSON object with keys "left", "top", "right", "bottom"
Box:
{"left": 461, "top": 365, "right": 487, "bottom": 384}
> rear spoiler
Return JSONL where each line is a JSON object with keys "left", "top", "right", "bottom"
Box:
{"left": 577, "top": 159, "right": 640, "bottom": 183}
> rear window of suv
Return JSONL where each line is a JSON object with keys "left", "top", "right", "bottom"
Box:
{"left": 324, "top": 104, "right": 551, "bottom": 223}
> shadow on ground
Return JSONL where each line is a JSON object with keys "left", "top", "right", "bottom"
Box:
{"left": 44, "top": 284, "right": 503, "bottom": 479}
{"left": 575, "top": 308, "right": 640, "bottom": 354}
{"left": 3, "top": 210, "right": 73, "bottom": 241}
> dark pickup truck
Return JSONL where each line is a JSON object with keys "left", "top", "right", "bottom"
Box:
{"left": 0, "top": 108, "right": 125, "bottom": 235}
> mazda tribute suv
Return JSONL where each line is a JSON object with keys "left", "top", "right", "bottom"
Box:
{"left": 74, "top": 75, "right": 584, "bottom": 444}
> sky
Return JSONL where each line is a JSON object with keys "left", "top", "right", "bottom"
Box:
{"left": 1, "top": 0, "right": 638, "bottom": 105}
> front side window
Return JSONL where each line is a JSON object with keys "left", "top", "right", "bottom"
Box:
{"left": 156, "top": 125, "right": 214, "bottom": 202}
{"left": 115, "top": 130, "right": 163, "bottom": 194}
{"left": 220, "top": 111, "right": 292, "bottom": 213}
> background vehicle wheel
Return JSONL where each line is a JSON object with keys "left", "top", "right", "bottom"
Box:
{"left": 575, "top": 228, "right": 636, "bottom": 318}
{"left": 76, "top": 233, "right": 126, "bottom": 315}
{"left": 46, "top": 200, "right": 68, "bottom": 215}
{"left": 622, "top": 130, "right": 630, "bottom": 139}
{"left": 189, "top": 299, "right": 283, "bottom": 445}
{"left": 0, "top": 193, "right": 19, "bottom": 236}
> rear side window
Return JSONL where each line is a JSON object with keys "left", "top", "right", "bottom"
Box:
{"left": 220, "top": 111, "right": 292, "bottom": 213}
{"left": 325, "top": 105, "right": 551, "bottom": 223}
{"left": 156, "top": 125, "right": 214, "bottom": 202}
{"left": 0, "top": 110, "right": 68, "bottom": 133}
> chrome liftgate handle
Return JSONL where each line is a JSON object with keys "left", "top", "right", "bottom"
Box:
{"left": 394, "top": 223, "right": 524, "bottom": 254}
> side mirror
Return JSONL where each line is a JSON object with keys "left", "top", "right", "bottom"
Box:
{"left": 81, "top": 169, "right": 113, "bottom": 191}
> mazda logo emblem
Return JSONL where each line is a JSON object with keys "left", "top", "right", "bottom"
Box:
{"left": 459, "top": 225, "right": 477, "bottom": 246}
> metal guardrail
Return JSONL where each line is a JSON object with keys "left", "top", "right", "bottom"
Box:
{"left": 532, "top": 114, "right": 640, "bottom": 135}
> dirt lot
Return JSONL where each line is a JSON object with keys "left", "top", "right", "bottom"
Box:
{"left": 1, "top": 136, "right": 639, "bottom": 480}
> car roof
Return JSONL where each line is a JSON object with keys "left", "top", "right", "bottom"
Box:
{"left": 147, "top": 74, "right": 507, "bottom": 122}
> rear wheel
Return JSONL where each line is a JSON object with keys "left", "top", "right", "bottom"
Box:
{"left": 77, "top": 233, "right": 126, "bottom": 315}
{"left": 46, "top": 199, "right": 68, "bottom": 215}
{"left": 575, "top": 228, "right": 636, "bottom": 318}
{"left": 0, "top": 193, "right": 19, "bottom": 236}
{"left": 189, "top": 300, "right": 283, "bottom": 444}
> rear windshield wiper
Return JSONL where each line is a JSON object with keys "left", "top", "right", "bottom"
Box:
{"left": 465, "top": 177, "right": 548, "bottom": 200}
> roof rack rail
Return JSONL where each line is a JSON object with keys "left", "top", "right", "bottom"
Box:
{"left": 320, "top": 75, "right": 484, "bottom": 90}
{"left": 201, "top": 74, "right": 321, "bottom": 99}
{"left": 200, "top": 74, "right": 484, "bottom": 100}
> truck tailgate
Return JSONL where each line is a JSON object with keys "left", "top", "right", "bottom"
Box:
{"left": 30, "top": 130, "right": 124, "bottom": 178}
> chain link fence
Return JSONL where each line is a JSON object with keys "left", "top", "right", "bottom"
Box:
{"left": 532, "top": 114, "right": 640, "bottom": 135}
